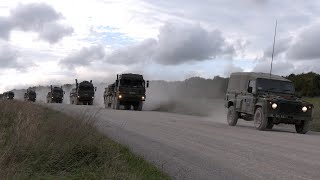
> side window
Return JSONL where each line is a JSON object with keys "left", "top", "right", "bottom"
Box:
{"left": 248, "top": 80, "right": 256, "bottom": 94}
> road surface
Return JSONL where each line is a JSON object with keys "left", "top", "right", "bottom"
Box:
{"left": 45, "top": 103, "right": 320, "bottom": 180}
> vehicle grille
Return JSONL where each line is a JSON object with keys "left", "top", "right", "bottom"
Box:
{"left": 278, "top": 102, "right": 301, "bottom": 114}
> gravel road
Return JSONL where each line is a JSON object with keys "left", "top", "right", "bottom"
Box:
{"left": 46, "top": 103, "right": 320, "bottom": 180}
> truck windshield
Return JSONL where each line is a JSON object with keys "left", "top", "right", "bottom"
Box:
{"left": 256, "top": 78, "right": 295, "bottom": 94}
{"left": 79, "top": 85, "right": 93, "bottom": 91}
{"left": 29, "top": 91, "right": 36, "bottom": 95}
{"left": 120, "top": 79, "right": 144, "bottom": 87}
{"left": 53, "top": 89, "right": 63, "bottom": 93}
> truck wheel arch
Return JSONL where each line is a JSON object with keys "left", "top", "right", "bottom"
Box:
{"left": 228, "top": 101, "right": 234, "bottom": 108}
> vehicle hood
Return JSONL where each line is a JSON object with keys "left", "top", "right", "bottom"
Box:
{"left": 260, "top": 93, "right": 312, "bottom": 106}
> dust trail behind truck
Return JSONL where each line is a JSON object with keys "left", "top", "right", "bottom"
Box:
{"left": 104, "top": 73, "right": 149, "bottom": 111}
{"left": 70, "top": 79, "right": 97, "bottom": 105}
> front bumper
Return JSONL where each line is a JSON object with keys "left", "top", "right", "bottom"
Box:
{"left": 268, "top": 113, "right": 312, "bottom": 121}
{"left": 118, "top": 94, "right": 146, "bottom": 102}
{"left": 78, "top": 96, "right": 94, "bottom": 101}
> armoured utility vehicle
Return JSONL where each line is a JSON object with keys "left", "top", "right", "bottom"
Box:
{"left": 47, "top": 86, "right": 64, "bottom": 103}
{"left": 70, "top": 79, "right": 96, "bottom": 105}
{"left": 104, "top": 73, "right": 149, "bottom": 110}
{"left": 225, "top": 72, "right": 313, "bottom": 134}
{"left": 24, "top": 89, "right": 36, "bottom": 102}
{"left": 3, "top": 91, "right": 15, "bottom": 100}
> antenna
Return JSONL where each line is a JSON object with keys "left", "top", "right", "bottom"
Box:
{"left": 270, "top": 20, "right": 278, "bottom": 78}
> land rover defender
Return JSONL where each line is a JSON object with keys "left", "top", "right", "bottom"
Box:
{"left": 225, "top": 72, "right": 313, "bottom": 134}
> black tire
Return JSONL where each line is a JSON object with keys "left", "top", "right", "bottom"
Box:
{"left": 133, "top": 102, "right": 143, "bottom": 111}
{"left": 227, "top": 106, "right": 238, "bottom": 126}
{"left": 108, "top": 103, "right": 111, "bottom": 108}
{"left": 295, "top": 120, "right": 310, "bottom": 134}
{"left": 266, "top": 118, "right": 274, "bottom": 129}
{"left": 254, "top": 107, "right": 268, "bottom": 130}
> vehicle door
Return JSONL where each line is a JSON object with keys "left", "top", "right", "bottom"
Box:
{"left": 242, "top": 80, "right": 256, "bottom": 114}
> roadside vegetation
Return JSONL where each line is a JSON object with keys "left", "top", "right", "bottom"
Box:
{"left": 0, "top": 100, "right": 169, "bottom": 179}
{"left": 303, "top": 97, "right": 320, "bottom": 131}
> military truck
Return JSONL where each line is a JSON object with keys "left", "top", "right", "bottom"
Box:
{"left": 24, "top": 89, "right": 36, "bottom": 102}
{"left": 225, "top": 72, "right": 313, "bottom": 134}
{"left": 70, "top": 79, "right": 97, "bottom": 105}
{"left": 47, "top": 86, "right": 65, "bottom": 103}
{"left": 3, "top": 91, "right": 15, "bottom": 100}
{"left": 104, "top": 73, "right": 149, "bottom": 110}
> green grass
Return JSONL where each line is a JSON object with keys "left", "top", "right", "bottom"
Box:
{"left": 303, "top": 97, "right": 320, "bottom": 131}
{"left": 0, "top": 100, "right": 170, "bottom": 180}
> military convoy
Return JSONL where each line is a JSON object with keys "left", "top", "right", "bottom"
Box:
{"left": 24, "top": 88, "right": 37, "bottom": 102}
{"left": 225, "top": 72, "right": 313, "bottom": 134}
{"left": 103, "top": 73, "right": 149, "bottom": 111}
{"left": 0, "top": 71, "right": 315, "bottom": 134}
{"left": 70, "top": 79, "right": 97, "bottom": 105}
{"left": 47, "top": 86, "right": 65, "bottom": 103}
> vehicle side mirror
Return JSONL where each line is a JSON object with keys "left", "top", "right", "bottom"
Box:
{"left": 146, "top": 81, "right": 149, "bottom": 88}
{"left": 95, "top": 87, "right": 97, "bottom": 91}
{"left": 247, "top": 87, "right": 253, "bottom": 93}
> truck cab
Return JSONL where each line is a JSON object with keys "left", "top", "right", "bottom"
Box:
{"left": 105, "top": 73, "right": 149, "bottom": 110}
{"left": 47, "top": 86, "right": 64, "bottom": 103}
{"left": 70, "top": 79, "right": 97, "bottom": 105}
{"left": 24, "top": 89, "right": 36, "bottom": 102}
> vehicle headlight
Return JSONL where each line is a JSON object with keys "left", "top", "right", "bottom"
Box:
{"left": 118, "top": 95, "right": 122, "bottom": 99}
{"left": 52, "top": 97, "right": 54, "bottom": 99}
{"left": 142, "top": 96, "right": 145, "bottom": 100}
{"left": 302, "top": 106, "right": 308, "bottom": 112}
{"left": 271, "top": 103, "right": 277, "bottom": 109}
{"left": 92, "top": 96, "right": 94, "bottom": 99}
{"left": 62, "top": 97, "right": 64, "bottom": 100}
{"left": 77, "top": 96, "right": 80, "bottom": 98}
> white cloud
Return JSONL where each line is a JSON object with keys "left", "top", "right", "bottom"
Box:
{"left": 0, "top": 3, "right": 73, "bottom": 43}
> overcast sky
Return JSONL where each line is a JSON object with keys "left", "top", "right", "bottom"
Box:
{"left": 1, "top": 0, "right": 320, "bottom": 92}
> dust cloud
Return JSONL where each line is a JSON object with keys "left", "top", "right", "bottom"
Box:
{"left": 143, "top": 77, "right": 229, "bottom": 123}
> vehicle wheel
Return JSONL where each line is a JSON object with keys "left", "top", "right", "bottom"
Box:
{"left": 108, "top": 103, "right": 111, "bottom": 108}
{"left": 227, "top": 106, "right": 238, "bottom": 126}
{"left": 266, "top": 118, "right": 274, "bottom": 129}
{"left": 295, "top": 120, "right": 310, "bottom": 134}
{"left": 133, "top": 102, "right": 143, "bottom": 111}
{"left": 254, "top": 107, "right": 268, "bottom": 130}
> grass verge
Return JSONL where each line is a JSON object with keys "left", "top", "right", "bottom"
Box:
{"left": 303, "top": 97, "right": 320, "bottom": 131}
{"left": 0, "top": 100, "right": 170, "bottom": 179}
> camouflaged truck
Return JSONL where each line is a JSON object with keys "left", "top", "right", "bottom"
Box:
{"left": 70, "top": 79, "right": 97, "bottom": 105}
{"left": 104, "top": 73, "right": 149, "bottom": 110}
{"left": 225, "top": 72, "right": 313, "bottom": 134}
{"left": 3, "top": 91, "right": 15, "bottom": 100}
{"left": 47, "top": 85, "right": 65, "bottom": 103}
{"left": 24, "top": 89, "right": 36, "bottom": 102}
